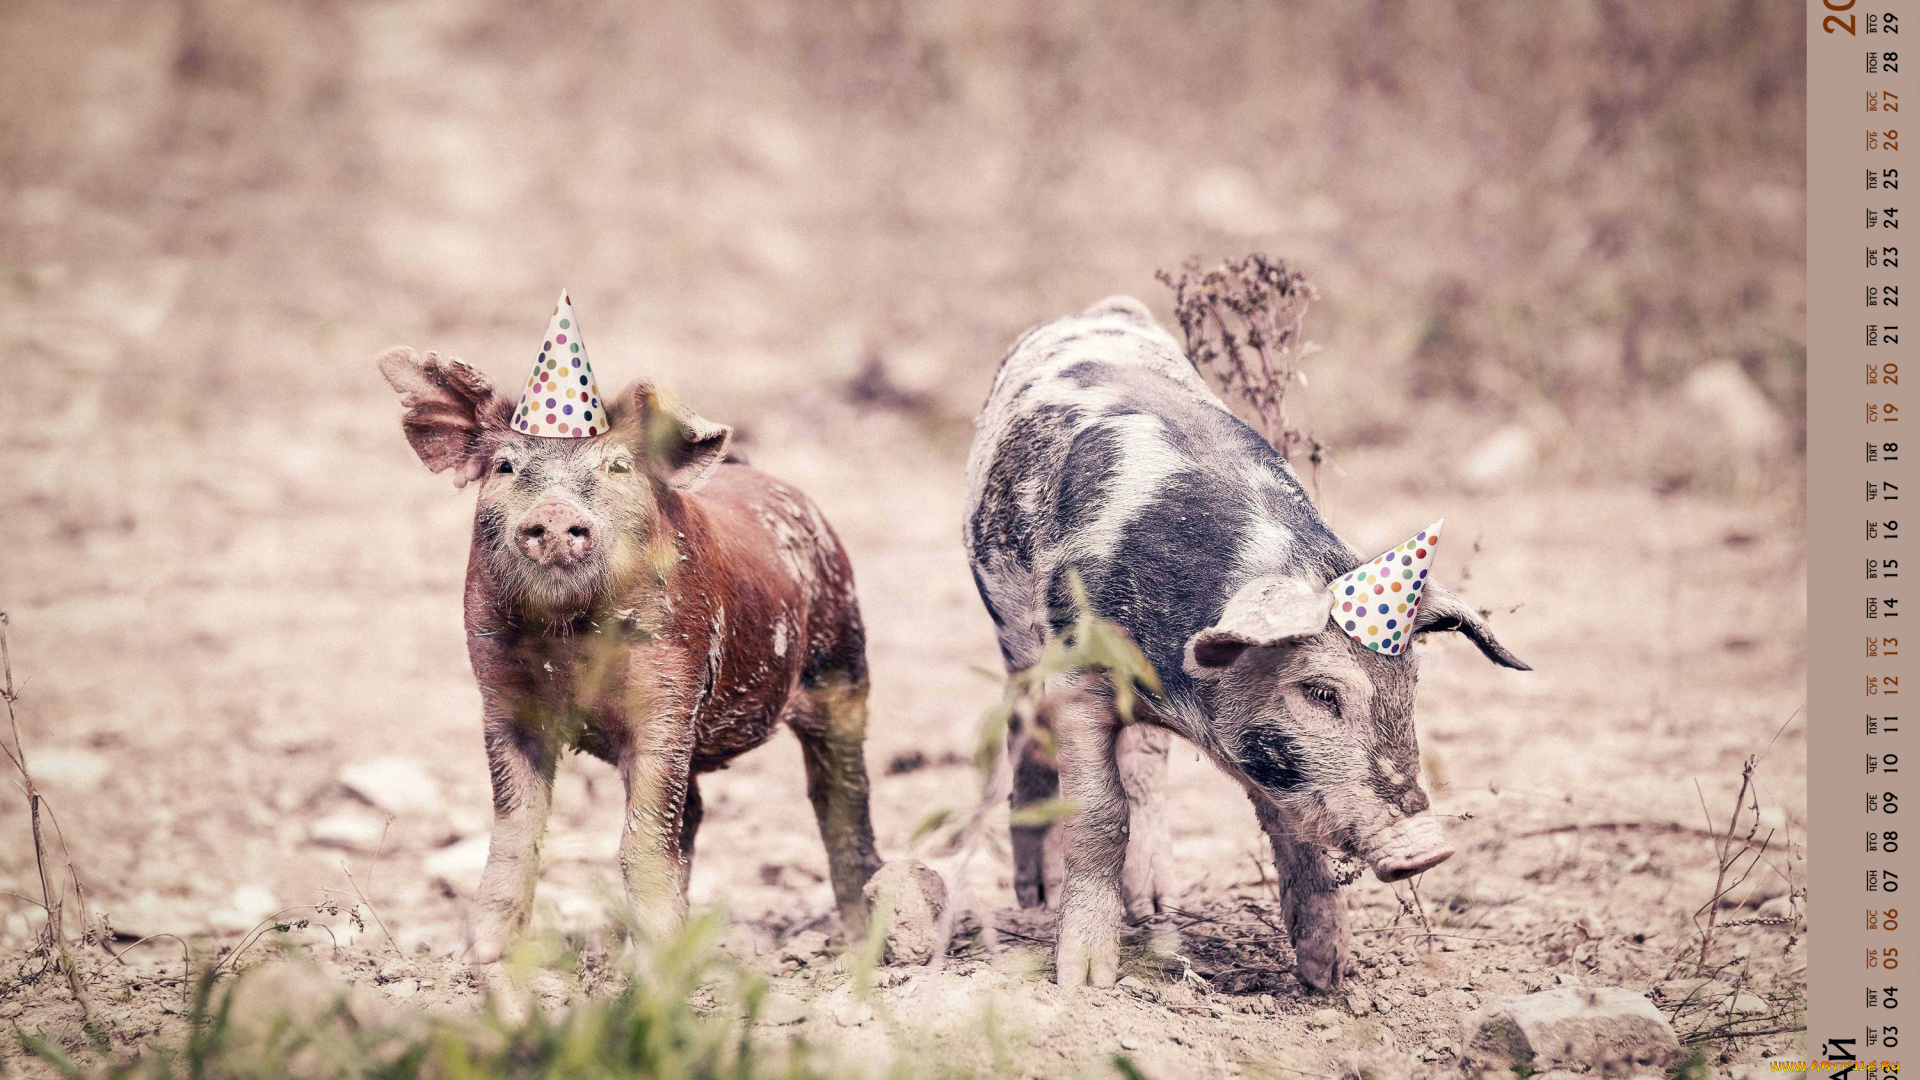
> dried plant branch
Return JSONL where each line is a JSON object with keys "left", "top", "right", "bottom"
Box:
{"left": 1, "top": 612, "right": 104, "bottom": 1041}
{"left": 340, "top": 817, "right": 404, "bottom": 957}
{"left": 1690, "top": 757, "right": 1763, "bottom": 976}
{"left": 1157, "top": 253, "right": 1324, "bottom": 493}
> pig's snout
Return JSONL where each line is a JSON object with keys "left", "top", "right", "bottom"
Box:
{"left": 1365, "top": 812, "right": 1454, "bottom": 883}
{"left": 519, "top": 500, "right": 596, "bottom": 566}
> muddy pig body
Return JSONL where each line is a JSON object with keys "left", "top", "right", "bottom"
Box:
{"left": 963, "top": 297, "right": 1527, "bottom": 990}
{"left": 381, "top": 347, "right": 880, "bottom": 962}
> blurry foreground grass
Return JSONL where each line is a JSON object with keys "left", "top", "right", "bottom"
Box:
{"left": 15, "top": 910, "right": 1125, "bottom": 1080}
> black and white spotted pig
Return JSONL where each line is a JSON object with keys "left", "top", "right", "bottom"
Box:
{"left": 963, "top": 296, "right": 1528, "bottom": 991}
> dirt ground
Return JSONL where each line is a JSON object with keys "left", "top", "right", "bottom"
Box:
{"left": 0, "top": 1, "right": 1807, "bottom": 1077}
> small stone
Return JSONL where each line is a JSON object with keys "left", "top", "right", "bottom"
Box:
{"left": 0, "top": 1000, "right": 23, "bottom": 1019}
{"left": 338, "top": 757, "right": 441, "bottom": 818}
{"left": 109, "top": 891, "right": 208, "bottom": 939}
{"left": 424, "top": 836, "right": 490, "bottom": 890}
{"left": 378, "top": 959, "right": 421, "bottom": 982}
{"left": 1308, "top": 1008, "right": 1342, "bottom": 1029}
{"left": 758, "top": 991, "right": 808, "bottom": 1026}
{"left": 1117, "top": 975, "right": 1150, "bottom": 993}
{"left": 1726, "top": 991, "right": 1771, "bottom": 1017}
{"left": 781, "top": 930, "right": 831, "bottom": 965}
{"left": 1119, "top": 1036, "right": 1141, "bottom": 1052}
{"left": 1462, "top": 987, "right": 1681, "bottom": 1073}
{"left": 29, "top": 747, "right": 110, "bottom": 792}
{"left": 209, "top": 884, "right": 280, "bottom": 935}
{"left": 309, "top": 810, "right": 389, "bottom": 853}
{"left": 1256, "top": 994, "right": 1276, "bottom": 1015}
{"left": 384, "top": 979, "right": 419, "bottom": 999}
{"left": 831, "top": 996, "right": 874, "bottom": 1027}
{"left": 861, "top": 860, "right": 948, "bottom": 965}
{"left": 1345, "top": 990, "right": 1371, "bottom": 1014}
{"left": 1459, "top": 424, "right": 1540, "bottom": 492}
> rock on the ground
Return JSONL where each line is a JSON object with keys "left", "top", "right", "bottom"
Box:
{"left": 28, "top": 747, "right": 110, "bottom": 792}
{"left": 1459, "top": 424, "right": 1540, "bottom": 492}
{"left": 209, "top": 884, "right": 282, "bottom": 935}
{"left": 861, "top": 860, "right": 948, "bottom": 965}
{"left": 1461, "top": 986, "right": 1680, "bottom": 1073}
{"left": 1683, "top": 360, "right": 1787, "bottom": 457}
{"left": 780, "top": 930, "right": 831, "bottom": 966}
{"left": 338, "top": 757, "right": 441, "bottom": 817}
{"left": 108, "top": 890, "right": 210, "bottom": 939}
{"left": 308, "top": 809, "right": 390, "bottom": 852}
{"left": 424, "top": 835, "right": 490, "bottom": 890}
{"left": 758, "top": 991, "right": 809, "bottom": 1026}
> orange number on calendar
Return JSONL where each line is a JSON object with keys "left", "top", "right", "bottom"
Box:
{"left": 1829, "top": 14, "right": 1858, "bottom": 34}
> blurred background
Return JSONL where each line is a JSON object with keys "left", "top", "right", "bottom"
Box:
{"left": 0, "top": 0, "right": 1808, "bottom": 1062}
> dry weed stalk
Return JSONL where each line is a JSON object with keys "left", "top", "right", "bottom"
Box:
{"left": 1689, "top": 756, "right": 1773, "bottom": 977}
{"left": 1157, "top": 253, "right": 1324, "bottom": 489}
{"left": 0, "top": 612, "right": 104, "bottom": 1038}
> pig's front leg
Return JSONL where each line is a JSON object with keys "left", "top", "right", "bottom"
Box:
{"left": 1251, "top": 794, "right": 1351, "bottom": 992}
{"left": 469, "top": 717, "right": 558, "bottom": 966}
{"left": 1048, "top": 675, "right": 1128, "bottom": 988}
{"left": 618, "top": 706, "right": 698, "bottom": 944}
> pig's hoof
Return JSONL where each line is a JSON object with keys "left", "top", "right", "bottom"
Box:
{"left": 1292, "top": 942, "right": 1348, "bottom": 993}
{"left": 466, "top": 926, "right": 511, "bottom": 969}
{"left": 1055, "top": 933, "right": 1120, "bottom": 988}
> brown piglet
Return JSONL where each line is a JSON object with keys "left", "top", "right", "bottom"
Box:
{"left": 379, "top": 347, "right": 881, "bottom": 963}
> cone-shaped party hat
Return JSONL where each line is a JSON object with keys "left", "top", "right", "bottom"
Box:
{"left": 1328, "top": 520, "right": 1443, "bottom": 655}
{"left": 513, "top": 290, "right": 605, "bottom": 437}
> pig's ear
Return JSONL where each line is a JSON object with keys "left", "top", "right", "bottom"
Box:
{"left": 623, "top": 379, "right": 732, "bottom": 492}
{"left": 1184, "top": 576, "right": 1335, "bottom": 678}
{"left": 377, "top": 347, "right": 503, "bottom": 488}
{"left": 1411, "top": 584, "right": 1531, "bottom": 670}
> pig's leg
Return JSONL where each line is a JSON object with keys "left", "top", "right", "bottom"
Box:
{"left": 793, "top": 676, "right": 883, "bottom": 934}
{"left": 677, "top": 777, "right": 703, "bottom": 903}
{"left": 1009, "top": 707, "right": 1060, "bottom": 908}
{"left": 1251, "top": 794, "right": 1351, "bottom": 992}
{"left": 469, "top": 720, "right": 558, "bottom": 966}
{"left": 1049, "top": 675, "right": 1128, "bottom": 988}
{"left": 1116, "top": 723, "right": 1172, "bottom": 920}
{"left": 619, "top": 718, "right": 697, "bottom": 943}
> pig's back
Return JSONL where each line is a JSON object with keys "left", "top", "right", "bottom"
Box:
{"left": 963, "top": 298, "right": 1348, "bottom": 703}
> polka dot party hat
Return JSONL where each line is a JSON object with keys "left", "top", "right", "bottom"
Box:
{"left": 513, "top": 290, "right": 605, "bottom": 438}
{"left": 1328, "top": 520, "right": 1443, "bottom": 655}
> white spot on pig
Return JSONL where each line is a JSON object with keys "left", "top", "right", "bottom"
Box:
{"left": 773, "top": 621, "right": 789, "bottom": 658}
{"left": 1064, "top": 413, "right": 1186, "bottom": 566}
{"left": 1374, "top": 754, "right": 1407, "bottom": 788}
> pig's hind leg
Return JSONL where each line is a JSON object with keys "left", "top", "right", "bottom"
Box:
{"left": 1116, "top": 723, "right": 1172, "bottom": 919}
{"left": 1250, "top": 794, "right": 1352, "bottom": 992}
{"left": 1009, "top": 707, "right": 1060, "bottom": 908}
{"left": 790, "top": 673, "right": 883, "bottom": 935}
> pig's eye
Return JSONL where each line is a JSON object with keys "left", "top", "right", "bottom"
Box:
{"left": 1303, "top": 683, "right": 1338, "bottom": 707}
{"left": 608, "top": 460, "right": 632, "bottom": 474}
{"left": 494, "top": 459, "right": 514, "bottom": 475}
